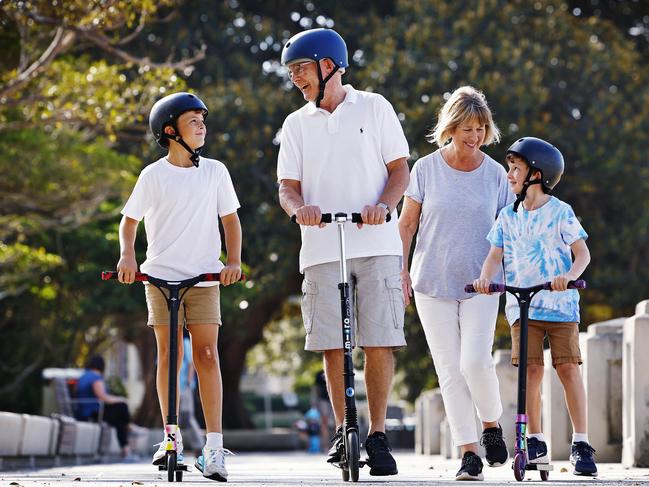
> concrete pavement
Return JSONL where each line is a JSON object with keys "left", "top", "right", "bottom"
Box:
{"left": 2, "top": 451, "right": 649, "bottom": 486}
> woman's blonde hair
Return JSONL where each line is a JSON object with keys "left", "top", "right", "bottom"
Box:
{"left": 428, "top": 86, "right": 500, "bottom": 147}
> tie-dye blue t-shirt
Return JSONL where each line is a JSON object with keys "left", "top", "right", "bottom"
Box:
{"left": 487, "top": 196, "right": 588, "bottom": 325}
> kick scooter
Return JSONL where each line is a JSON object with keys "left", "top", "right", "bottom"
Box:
{"left": 102, "top": 271, "right": 243, "bottom": 482}
{"left": 465, "top": 279, "right": 586, "bottom": 482}
{"left": 292, "top": 211, "right": 391, "bottom": 482}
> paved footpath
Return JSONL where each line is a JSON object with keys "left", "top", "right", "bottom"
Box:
{"left": 2, "top": 451, "right": 649, "bottom": 487}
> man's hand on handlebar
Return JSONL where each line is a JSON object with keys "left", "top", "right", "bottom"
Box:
{"left": 359, "top": 204, "right": 389, "bottom": 228}
{"left": 294, "top": 205, "right": 325, "bottom": 227}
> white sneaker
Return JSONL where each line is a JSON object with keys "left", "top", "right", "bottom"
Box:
{"left": 152, "top": 439, "right": 184, "bottom": 465}
{"left": 195, "top": 446, "right": 233, "bottom": 481}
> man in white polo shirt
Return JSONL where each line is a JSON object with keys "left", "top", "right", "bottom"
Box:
{"left": 277, "top": 28, "right": 410, "bottom": 476}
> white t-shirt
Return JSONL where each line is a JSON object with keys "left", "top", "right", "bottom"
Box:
{"left": 121, "top": 157, "right": 240, "bottom": 285}
{"left": 277, "top": 85, "right": 410, "bottom": 272}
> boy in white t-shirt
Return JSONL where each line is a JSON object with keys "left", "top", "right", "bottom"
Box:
{"left": 117, "top": 92, "right": 241, "bottom": 482}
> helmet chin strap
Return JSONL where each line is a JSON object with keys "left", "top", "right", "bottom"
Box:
{"left": 164, "top": 130, "right": 203, "bottom": 167}
{"left": 315, "top": 62, "right": 340, "bottom": 108}
{"left": 513, "top": 168, "right": 542, "bottom": 212}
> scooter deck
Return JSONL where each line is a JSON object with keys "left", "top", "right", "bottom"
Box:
{"left": 158, "top": 463, "right": 189, "bottom": 471}
{"left": 525, "top": 463, "right": 553, "bottom": 471}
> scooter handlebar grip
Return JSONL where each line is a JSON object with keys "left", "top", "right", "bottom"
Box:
{"left": 290, "top": 213, "right": 333, "bottom": 224}
{"left": 464, "top": 283, "right": 505, "bottom": 293}
{"left": 569, "top": 279, "right": 587, "bottom": 289}
{"left": 101, "top": 271, "right": 148, "bottom": 281}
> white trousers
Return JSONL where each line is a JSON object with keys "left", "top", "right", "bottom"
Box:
{"left": 414, "top": 292, "right": 503, "bottom": 446}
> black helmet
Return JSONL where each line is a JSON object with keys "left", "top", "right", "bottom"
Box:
{"left": 281, "top": 28, "right": 348, "bottom": 68}
{"left": 149, "top": 92, "right": 208, "bottom": 149}
{"left": 507, "top": 137, "right": 564, "bottom": 192}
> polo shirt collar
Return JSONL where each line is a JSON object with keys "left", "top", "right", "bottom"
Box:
{"left": 304, "top": 84, "right": 358, "bottom": 115}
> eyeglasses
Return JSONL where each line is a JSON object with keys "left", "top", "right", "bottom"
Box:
{"left": 287, "top": 61, "right": 314, "bottom": 78}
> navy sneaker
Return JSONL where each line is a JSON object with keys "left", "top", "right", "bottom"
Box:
{"left": 570, "top": 442, "right": 597, "bottom": 476}
{"left": 326, "top": 426, "right": 344, "bottom": 464}
{"left": 455, "top": 451, "right": 484, "bottom": 481}
{"left": 364, "top": 431, "right": 398, "bottom": 476}
{"left": 480, "top": 425, "right": 508, "bottom": 467}
{"left": 526, "top": 437, "right": 548, "bottom": 464}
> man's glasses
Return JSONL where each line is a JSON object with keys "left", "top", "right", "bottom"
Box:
{"left": 287, "top": 61, "right": 314, "bottom": 78}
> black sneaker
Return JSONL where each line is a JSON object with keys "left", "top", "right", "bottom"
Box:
{"left": 326, "top": 426, "right": 344, "bottom": 464}
{"left": 364, "top": 431, "right": 398, "bottom": 476}
{"left": 480, "top": 425, "right": 508, "bottom": 467}
{"left": 455, "top": 451, "right": 484, "bottom": 481}
{"left": 527, "top": 437, "right": 549, "bottom": 464}
{"left": 570, "top": 442, "right": 597, "bottom": 476}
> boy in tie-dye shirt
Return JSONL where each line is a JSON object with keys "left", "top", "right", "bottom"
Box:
{"left": 473, "top": 137, "right": 597, "bottom": 477}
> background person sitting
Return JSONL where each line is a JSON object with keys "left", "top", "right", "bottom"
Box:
{"left": 75, "top": 354, "right": 132, "bottom": 458}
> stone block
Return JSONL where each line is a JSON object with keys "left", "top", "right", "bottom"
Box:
{"left": 19, "top": 414, "right": 53, "bottom": 456}
{"left": 584, "top": 319, "right": 624, "bottom": 462}
{"left": 622, "top": 300, "right": 649, "bottom": 467}
{"left": 0, "top": 412, "right": 23, "bottom": 456}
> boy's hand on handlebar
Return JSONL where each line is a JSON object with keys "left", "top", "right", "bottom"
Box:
{"left": 551, "top": 275, "right": 572, "bottom": 292}
{"left": 295, "top": 205, "right": 325, "bottom": 227}
{"left": 473, "top": 278, "right": 493, "bottom": 294}
{"left": 400, "top": 269, "right": 413, "bottom": 306}
{"left": 116, "top": 255, "right": 138, "bottom": 284}
{"left": 220, "top": 265, "right": 242, "bottom": 286}
{"left": 359, "top": 204, "right": 388, "bottom": 228}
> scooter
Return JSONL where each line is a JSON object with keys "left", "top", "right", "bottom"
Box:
{"left": 465, "top": 279, "right": 586, "bottom": 482}
{"left": 102, "top": 271, "right": 242, "bottom": 482}
{"left": 291, "top": 211, "right": 391, "bottom": 482}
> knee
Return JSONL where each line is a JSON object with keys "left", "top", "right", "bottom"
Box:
{"left": 555, "top": 363, "right": 580, "bottom": 382}
{"left": 527, "top": 365, "right": 544, "bottom": 384}
{"left": 459, "top": 356, "right": 492, "bottom": 381}
{"left": 195, "top": 345, "right": 218, "bottom": 368}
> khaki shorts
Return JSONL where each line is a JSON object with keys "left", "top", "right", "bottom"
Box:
{"left": 301, "top": 255, "right": 406, "bottom": 351}
{"left": 511, "top": 319, "right": 581, "bottom": 367}
{"left": 144, "top": 284, "right": 221, "bottom": 327}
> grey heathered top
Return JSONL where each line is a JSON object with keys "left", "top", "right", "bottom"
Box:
{"left": 405, "top": 149, "right": 514, "bottom": 300}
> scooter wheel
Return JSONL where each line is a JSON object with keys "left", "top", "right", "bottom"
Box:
{"left": 513, "top": 452, "right": 525, "bottom": 482}
{"left": 540, "top": 469, "right": 549, "bottom": 481}
{"left": 347, "top": 430, "right": 360, "bottom": 482}
{"left": 167, "top": 451, "right": 176, "bottom": 482}
{"left": 341, "top": 464, "right": 350, "bottom": 482}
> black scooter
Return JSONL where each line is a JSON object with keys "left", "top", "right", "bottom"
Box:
{"left": 292, "top": 211, "right": 391, "bottom": 482}
{"left": 465, "top": 279, "right": 585, "bottom": 482}
{"left": 102, "top": 271, "right": 242, "bottom": 482}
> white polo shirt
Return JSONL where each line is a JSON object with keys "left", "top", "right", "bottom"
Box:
{"left": 277, "top": 84, "right": 410, "bottom": 272}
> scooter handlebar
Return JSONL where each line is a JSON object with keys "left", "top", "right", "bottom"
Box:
{"left": 465, "top": 279, "right": 586, "bottom": 294}
{"left": 101, "top": 271, "right": 245, "bottom": 283}
{"left": 290, "top": 212, "right": 391, "bottom": 224}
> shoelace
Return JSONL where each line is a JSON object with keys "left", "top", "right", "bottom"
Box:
{"left": 574, "top": 442, "right": 596, "bottom": 460}
{"left": 366, "top": 435, "right": 392, "bottom": 454}
{"left": 330, "top": 428, "right": 343, "bottom": 443}
{"left": 463, "top": 453, "right": 482, "bottom": 468}
{"left": 480, "top": 430, "right": 501, "bottom": 447}
{"left": 206, "top": 448, "right": 234, "bottom": 467}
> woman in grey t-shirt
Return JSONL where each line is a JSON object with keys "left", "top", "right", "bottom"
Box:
{"left": 399, "top": 86, "right": 512, "bottom": 480}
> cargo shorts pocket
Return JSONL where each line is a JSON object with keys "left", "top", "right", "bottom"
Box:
{"left": 384, "top": 274, "right": 405, "bottom": 329}
{"left": 301, "top": 279, "right": 318, "bottom": 334}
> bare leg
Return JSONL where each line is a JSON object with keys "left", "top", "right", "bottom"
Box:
{"left": 153, "top": 324, "right": 184, "bottom": 425}
{"left": 323, "top": 349, "right": 344, "bottom": 427}
{"left": 555, "top": 363, "right": 587, "bottom": 433}
{"left": 526, "top": 365, "right": 544, "bottom": 433}
{"left": 364, "top": 347, "right": 393, "bottom": 434}
{"left": 187, "top": 323, "right": 222, "bottom": 433}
